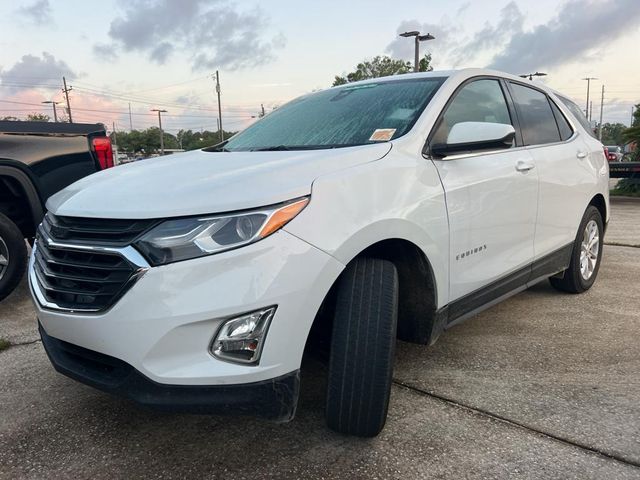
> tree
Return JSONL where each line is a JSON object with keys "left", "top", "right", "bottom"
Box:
{"left": 26, "top": 113, "right": 50, "bottom": 122}
{"left": 599, "top": 122, "right": 628, "bottom": 146}
{"left": 622, "top": 104, "right": 640, "bottom": 161}
{"left": 111, "top": 127, "right": 237, "bottom": 155}
{"left": 332, "top": 54, "right": 433, "bottom": 86}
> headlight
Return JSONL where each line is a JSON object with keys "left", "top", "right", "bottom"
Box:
{"left": 135, "top": 197, "right": 309, "bottom": 265}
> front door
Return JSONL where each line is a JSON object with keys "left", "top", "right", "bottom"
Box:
{"left": 430, "top": 78, "right": 539, "bottom": 302}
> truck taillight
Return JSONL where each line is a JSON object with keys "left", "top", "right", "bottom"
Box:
{"left": 92, "top": 137, "right": 114, "bottom": 170}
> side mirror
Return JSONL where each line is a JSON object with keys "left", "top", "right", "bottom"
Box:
{"left": 431, "top": 122, "right": 516, "bottom": 158}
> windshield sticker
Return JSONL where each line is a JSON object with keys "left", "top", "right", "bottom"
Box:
{"left": 369, "top": 129, "right": 396, "bottom": 142}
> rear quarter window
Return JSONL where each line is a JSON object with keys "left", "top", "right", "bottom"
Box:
{"left": 549, "top": 100, "right": 573, "bottom": 141}
{"left": 557, "top": 96, "right": 597, "bottom": 139}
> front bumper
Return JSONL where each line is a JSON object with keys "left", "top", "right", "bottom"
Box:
{"left": 39, "top": 324, "right": 299, "bottom": 420}
{"left": 30, "top": 230, "right": 344, "bottom": 389}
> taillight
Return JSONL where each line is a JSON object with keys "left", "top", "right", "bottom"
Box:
{"left": 92, "top": 137, "right": 114, "bottom": 170}
{"left": 603, "top": 147, "right": 610, "bottom": 162}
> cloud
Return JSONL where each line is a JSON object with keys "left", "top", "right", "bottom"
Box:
{"left": 0, "top": 52, "right": 75, "bottom": 94}
{"left": 488, "top": 0, "right": 640, "bottom": 73}
{"left": 92, "top": 43, "right": 118, "bottom": 62}
{"left": 102, "top": 0, "right": 285, "bottom": 71}
{"left": 387, "top": 0, "right": 640, "bottom": 74}
{"left": 16, "top": 0, "right": 53, "bottom": 25}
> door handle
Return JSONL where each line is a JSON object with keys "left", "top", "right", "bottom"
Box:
{"left": 515, "top": 160, "right": 535, "bottom": 172}
{"left": 576, "top": 151, "right": 588, "bottom": 159}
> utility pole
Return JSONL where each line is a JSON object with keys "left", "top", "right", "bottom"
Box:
{"left": 598, "top": 85, "right": 604, "bottom": 141}
{"left": 399, "top": 31, "right": 435, "bottom": 72}
{"left": 582, "top": 77, "right": 597, "bottom": 118}
{"left": 62, "top": 76, "right": 73, "bottom": 123}
{"left": 589, "top": 101, "right": 593, "bottom": 124}
{"left": 151, "top": 109, "right": 167, "bottom": 155}
{"left": 214, "top": 71, "right": 223, "bottom": 143}
{"left": 41, "top": 101, "right": 60, "bottom": 122}
{"left": 632, "top": 106, "right": 636, "bottom": 127}
{"left": 112, "top": 122, "right": 117, "bottom": 145}
{"left": 128, "top": 103, "right": 133, "bottom": 130}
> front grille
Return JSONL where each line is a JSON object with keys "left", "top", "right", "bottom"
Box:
{"left": 31, "top": 212, "right": 154, "bottom": 312}
{"left": 42, "top": 213, "right": 157, "bottom": 246}
{"left": 33, "top": 234, "right": 141, "bottom": 311}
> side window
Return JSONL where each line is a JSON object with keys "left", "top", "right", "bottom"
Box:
{"left": 509, "top": 83, "right": 561, "bottom": 146}
{"left": 549, "top": 100, "right": 573, "bottom": 141}
{"left": 558, "top": 95, "right": 597, "bottom": 139}
{"left": 432, "top": 79, "right": 512, "bottom": 146}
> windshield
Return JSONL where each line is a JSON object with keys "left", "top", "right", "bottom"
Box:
{"left": 221, "top": 77, "right": 445, "bottom": 152}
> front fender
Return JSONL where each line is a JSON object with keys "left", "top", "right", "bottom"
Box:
{"left": 284, "top": 153, "right": 450, "bottom": 307}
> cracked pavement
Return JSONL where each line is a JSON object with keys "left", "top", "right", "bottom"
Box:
{"left": 0, "top": 197, "right": 639, "bottom": 479}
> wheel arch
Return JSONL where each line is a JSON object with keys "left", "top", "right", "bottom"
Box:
{"left": 589, "top": 193, "right": 607, "bottom": 229}
{"left": 305, "top": 236, "right": 446, "bottom": 358}
{"left": 0, "top": 162, "right": 44, "bottom": 238}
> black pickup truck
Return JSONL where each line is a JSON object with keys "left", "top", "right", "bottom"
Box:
{"left": 0, "top": 121, "right": 114, "bottom": 301}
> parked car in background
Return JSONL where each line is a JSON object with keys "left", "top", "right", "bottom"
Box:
{"left": 605, "top": 145, "right": 624, "bottom": 162}
{"left": 31, "top": 69, "right": 609, "bottom": 437}
{"left": 0, "top": 121, "right": 114, "bottom": 301}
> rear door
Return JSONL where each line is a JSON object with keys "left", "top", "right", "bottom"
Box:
{"left": 507, "top": 82, "right": 593, "bottom": 269}
{"left": 429, "top": 78, "right": 538, "bottom": 302}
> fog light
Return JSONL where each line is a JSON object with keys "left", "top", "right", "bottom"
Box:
{"left": 211, "top": 306, "right": 276, "bottom": 364}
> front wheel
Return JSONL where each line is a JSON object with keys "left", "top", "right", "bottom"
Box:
{"left": 326, "top": 257, "right": 399, "bottom": 437}
{"left": 0, "top": 212, "right": 27, "bottom": 302}
{"left": 550, "top": 206, "right": 604, "bottom": 293}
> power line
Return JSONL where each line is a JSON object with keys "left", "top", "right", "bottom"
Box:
{"left": 0, "top": 99, "right": 253, "bottom": 118}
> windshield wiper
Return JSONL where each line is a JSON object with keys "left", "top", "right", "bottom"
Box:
{"left": 252, "top": 145, "right": 292, "bottom": 151}
{"left": 251, "top": 144, "right": 361, "bottom": 152}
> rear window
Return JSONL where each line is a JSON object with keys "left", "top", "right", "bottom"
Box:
{"left": 509, "top": 83, "right": 561, "bottom": 146}
{"left": 558, "top": 96, "right": 597, "bottom": 139}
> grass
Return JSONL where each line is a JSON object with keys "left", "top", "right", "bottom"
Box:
{"left": 0, "top": 338, "right": 10, "bottom": 352}
{"left": 611, "top": 178, "right": 640, "bottom": 198}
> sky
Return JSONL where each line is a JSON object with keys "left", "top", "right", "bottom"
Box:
{"left": 0, "top": 0, "right": 639, "bottom": 134}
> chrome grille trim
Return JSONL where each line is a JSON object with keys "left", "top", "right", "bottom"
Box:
{"left": 30, "top": 230, "right": 150, "bottom": 314}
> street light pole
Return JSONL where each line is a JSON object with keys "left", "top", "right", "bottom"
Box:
{"left": 582, "top": 77, "right": 597, "bottom": 118}
{"left": 519, "top": 72, "right": 547, "bottom": 81}
{"left": 399, "top": 31, "right": 435, "bottom": 72}
{"left": 41, "top": 101, "right": 60, "bottom": 122}
{"left": 151, "top": 109, "right": 167, "bottom": 155}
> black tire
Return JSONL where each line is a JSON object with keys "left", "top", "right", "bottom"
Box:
{"left": 550, "top": 206, "right": 603, "bottom": 294}
{"left": 0, "top": 212, "right": 27, "bottom": 302}
{"left": 326, "top": 257, "right": 399, "bottom": 437}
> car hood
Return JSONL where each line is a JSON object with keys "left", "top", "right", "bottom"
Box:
{"left": 47, "top": 143, "right": 392, "bottom": 219}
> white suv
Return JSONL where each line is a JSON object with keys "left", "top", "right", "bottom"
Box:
{"left": 29, "top": 69, "right": 609, "bottom": 437}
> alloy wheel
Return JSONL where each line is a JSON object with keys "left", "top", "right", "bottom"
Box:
{"left": 579, "top": 219, "right": 599, "bottom": 281}
{"left": 0, "top": 236, "right": 8, "bottom": 282}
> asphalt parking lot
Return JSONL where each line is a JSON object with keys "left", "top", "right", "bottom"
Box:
{"left": 0, "top": 197, "right": 638, "bottom": 479}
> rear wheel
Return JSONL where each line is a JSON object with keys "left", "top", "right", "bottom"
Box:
{"left": 0, "top": 212, "right": 27, "bottom": 302}
{"left": 550, "top": 206, "right": 603, "bottom": 293}
{"left": 326, "top": 257, "right": 399, "bottom": 437}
